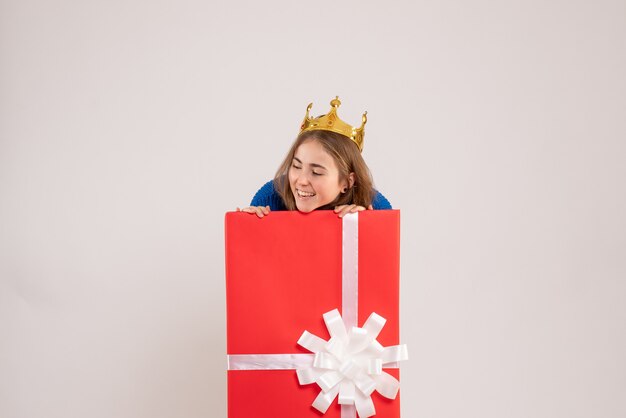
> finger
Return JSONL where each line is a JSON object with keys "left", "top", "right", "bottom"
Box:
{"left": 262, "top": 205, "right": 270, "bottom": 215}
{"left": 351, "top": 205, "right": 366, "bottom": 213}
{"left": 368, "top": 205, "right": 373, "bottom": 210}
{"left": 255, "top": 207, "right": 265, "bottom": 218}
{"left": 241, "top": 207, "right": 259, "bottom": 216}
{"left": 347, "top": 204, "right": 360, "bottom": 215}
{"left": 338, "top": 204, "right": 356, "bottom": 218}
{"left": 334, "top": 205, "right": 347, "bottom": 213}
{"left": 236, "top": 207, "right": 241, "bottom": 212}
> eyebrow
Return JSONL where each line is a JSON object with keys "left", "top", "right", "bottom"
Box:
{"left": 293, "top": 157, "right": 328, "bottom": 171}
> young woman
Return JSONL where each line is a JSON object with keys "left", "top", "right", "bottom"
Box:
{"left": 238, "top": 97, "right": 391, "bottom": 218}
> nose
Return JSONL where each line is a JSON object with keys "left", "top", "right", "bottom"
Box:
{"left": 295, "top": 170, "right": 311, "bottom": 186}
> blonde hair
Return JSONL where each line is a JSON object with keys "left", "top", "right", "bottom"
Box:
{"left": 273, "top": 130, "right": 374, "bottom": 211}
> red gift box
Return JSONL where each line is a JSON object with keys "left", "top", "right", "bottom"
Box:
{"left": 225, "top": 210, "right": 403, "bottom": 418}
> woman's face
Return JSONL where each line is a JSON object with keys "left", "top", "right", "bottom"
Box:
{"left": 288, "top": 139, "right": 347, "bottom": 213}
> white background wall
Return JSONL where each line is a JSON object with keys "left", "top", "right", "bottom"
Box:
{"left": 1, "top": 1, "right": 625, "bottom": 417}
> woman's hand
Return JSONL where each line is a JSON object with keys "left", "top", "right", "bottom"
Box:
{"left": 236, "top": 205, "right": 270, "bottom": 218}
{"left": 333, "top": 204, "right": 373, "bottom": 218}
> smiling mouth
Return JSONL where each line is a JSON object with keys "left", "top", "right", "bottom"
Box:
{"left": 296, "top": 189, "right": 316, "bottom": 198}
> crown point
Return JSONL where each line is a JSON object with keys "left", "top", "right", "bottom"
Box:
{"left": 330, "top": 97, "right": 341, "bottom": 108}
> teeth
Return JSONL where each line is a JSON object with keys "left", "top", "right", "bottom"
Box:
{"left": 297, "top": 189, "right": 315, "bottom": 197}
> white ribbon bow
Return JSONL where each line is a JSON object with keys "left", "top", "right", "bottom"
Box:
{"left": 296, "top": 309, "right": 409, "bottom": 418}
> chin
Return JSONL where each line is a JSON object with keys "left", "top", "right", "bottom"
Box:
{"left": 295, "top": 203, "right": 316, "bottom": 213}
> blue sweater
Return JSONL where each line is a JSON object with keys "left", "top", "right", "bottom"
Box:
{"left": 250, "top": 180, "right": 392, "bottom": 210}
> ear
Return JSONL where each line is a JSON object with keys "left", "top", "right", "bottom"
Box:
{"left": 340, "top": 173, "right": 356, "bottom": 193}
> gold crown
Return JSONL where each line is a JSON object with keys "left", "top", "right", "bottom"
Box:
{"left": 299, "top": 97, "right": 367, "bottom": 152}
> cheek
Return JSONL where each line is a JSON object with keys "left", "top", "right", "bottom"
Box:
{"left": 318, "top": 178, "right": 337, "bottom": 195}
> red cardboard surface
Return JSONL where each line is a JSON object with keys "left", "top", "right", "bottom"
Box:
{"left": 225, "top": 210, "right": 401, "bottom": 418}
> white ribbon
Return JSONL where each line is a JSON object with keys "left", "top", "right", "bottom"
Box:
{"left": 342, "top": 212, "right": 359, "bottom": 329}
{"left": 227, "top": 212, "right": 408, "bottom": 418}
{"left": 296, "top": 309, "right": 408, "bottom": 418}
{"left": 228, "top": 353, "right": 314, "bottom": 370}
